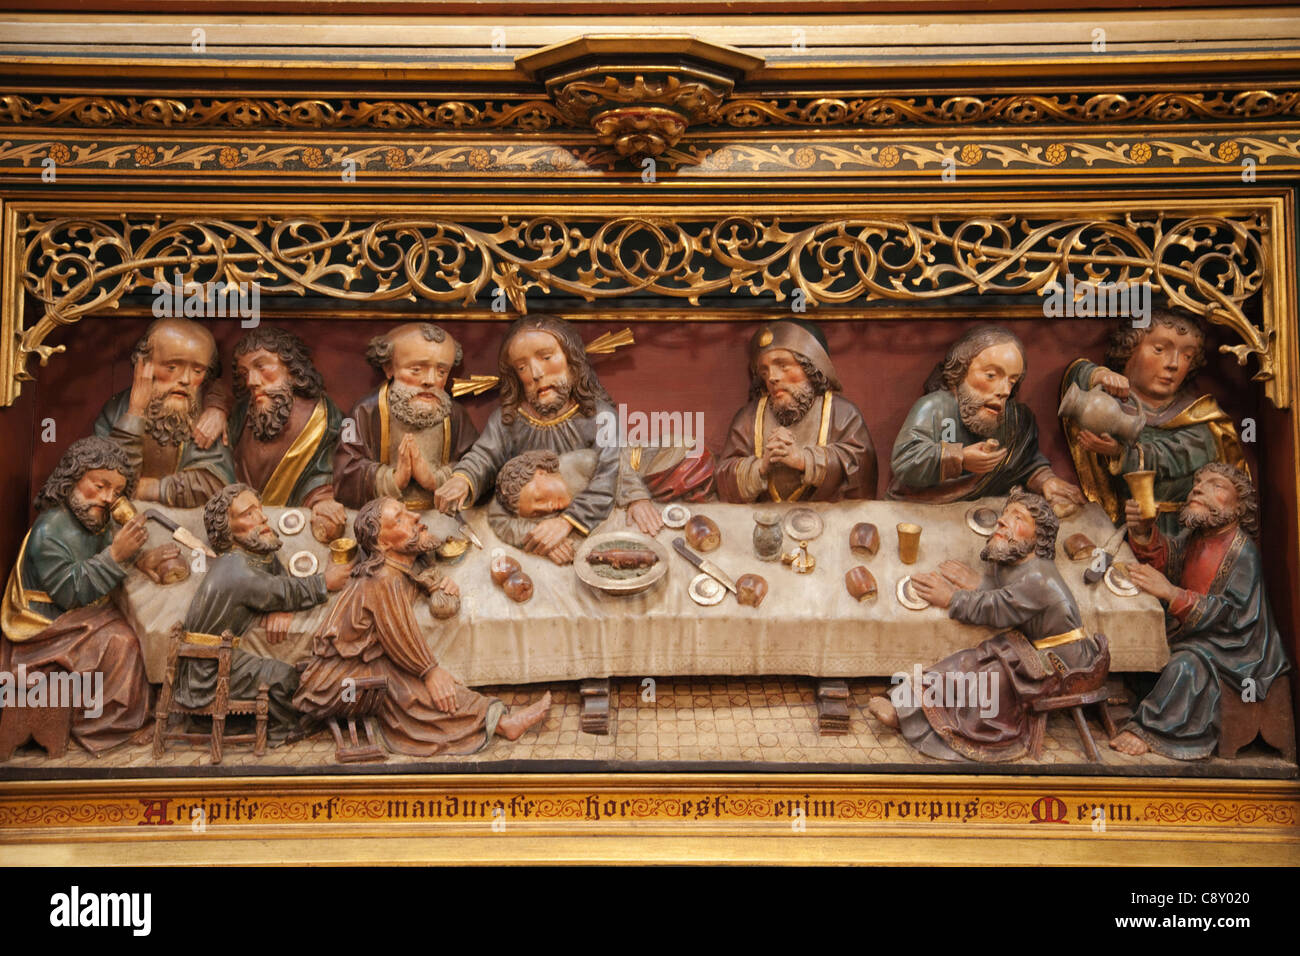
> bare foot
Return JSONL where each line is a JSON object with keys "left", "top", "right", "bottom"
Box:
{"left": 496, "top": 691, "right": 552, "bottom": 741}
{"left": 130, "top": 724, "right": 156, "bottom": 747}
{"left": 867, "top": 695, "right": 900, "bottom": 730}
{"left": 1109, "top": 730, "right": 1149, "bottom": 756}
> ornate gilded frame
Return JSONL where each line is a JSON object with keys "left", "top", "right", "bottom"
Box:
{"left": 1, "top": 8, "right": 1298, "bottom": 864}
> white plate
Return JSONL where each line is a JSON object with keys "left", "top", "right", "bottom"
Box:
{"left": 1105, "top": 563, "right": 1140, "bottom": 598}
{"left": 965, "top": 506, "right": 998, "bottom": 536}
{"left": 688, "top": 572, "right": 727, "bottom": 606}
{"left": 782, "top": 507, "right": 824, "bottom": 541}
{"left": 288, "top": 549, "right": 319, "bottom": 578}
{"left": 896, "top": 575, "right": 930, "bottom": 611}
{"left": 278, "top": 509, "right": 306, "bottom": 536}
{"left": 662, "top": 504, "right": 691, "bottom": 529}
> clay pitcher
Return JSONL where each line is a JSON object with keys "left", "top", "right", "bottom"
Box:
{"left": 1058, "top": 383, "right": 1146, "bottom": 444}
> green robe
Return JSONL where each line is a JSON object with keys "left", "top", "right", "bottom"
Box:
{"left": 888, "top": 389, "right": 1051, "bottom": 502}
{"left": 94, "top": 390, "right": 235, "bottom": 508}
{"left": 9, "top": 505, "right": 126, "bottom": 626}
{"left": 1060, "top": 359, "right": 1247, "bottom": 535}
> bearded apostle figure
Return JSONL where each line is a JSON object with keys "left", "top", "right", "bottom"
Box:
{"left": 175, "top": 483, "right": 352, "bottom": 741}
{"left": 889, "top": 324, "right": 1084, "bottom": 515}
{"left": 1, "top": 437, "right": 150, "bottom": 755}
{"left": 333, "top": 322, "right": 479, "bottom": 511}
{"left": 717, "top": 319, "right": 878, "bottom": 503}
{"left": 229, "top": 327, "right": 347, "bottom": 543}
{"left": 434, "top": 315, "right": 663, "bottom": 565}
{"left": 294, "top": 496, "right": 552, "bottom": 756}
{"left": 93, "top": 317, "right": 235, "bottom": 507}
{"left": 868, "top": 488, "right": 1104, "bottom": 762}
{"left": 1110, "top": 464, "right": 1291, "bottom": 759}
{"left": 1060, "top": 312, "right": 1248, "bottom": 535}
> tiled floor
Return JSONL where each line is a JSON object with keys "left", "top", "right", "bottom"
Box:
{"left": 2, "top": 677, "right": 1294, "bottom": 776}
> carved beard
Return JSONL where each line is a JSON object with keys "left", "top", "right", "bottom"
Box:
{"left": 526, "top": 371, "right": 573, "bottom": 417}
{"left": 389, "top": 380, "right": 451, "bottom": 429}
{"left": 143, "top": 392, "right": 200, "bottom": 447}
{"left": 956, "top": 381, "right": 1004, "bottom": 439}
{"left": 395, "top": 527, "right": 438, "bottom": 555}
{"left": 770, "top": 381, "right": 817, "bottom": 427}
{"left": 67, "top": 487, "right": 109, "bottom": 534}
{"left": 980, "top": 533, "right": 1036, "bottom": 565}
{"left": 234, "top": 525, "right": 282, "bottom": 554}
{"left": 1179, "top": 500, "right": 1236, "bottom": 532}
{"left": 248, "top": 385, "right": 294, "bottom": 441}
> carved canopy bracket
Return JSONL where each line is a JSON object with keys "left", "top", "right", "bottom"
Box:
{"left": 517, "top": 36, "right": 763, "bottom": 162}
{"left": 7, "top": 203, "right": 1288, "bottom": 408}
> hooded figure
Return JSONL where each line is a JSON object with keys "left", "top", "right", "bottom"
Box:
{"left": 717, "top": 319, "right": 877, "bottom": 502}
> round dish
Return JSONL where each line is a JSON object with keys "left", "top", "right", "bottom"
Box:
{"left": 688, "top": 572, "right": 727, "bottom": 606}
{"left": 288, "top": 549, "right": 319, "bottom": 578}
{"left": 574, "top": 531, "right": 670, "bottom": 597}
{"left": 896, "top": 575, "right": 930, "bottom": 611}
{"left": 782, "top": 507, "right": 824, "bottom": 541}
{"left": 1105, "top": 562, "right": 1140, "bottom": 598}
{"left": 965, "top": 506, "right": 998, "bottom": 537}
{"left": 662, "top": 503, "right": 691, "bottom": 529}
{"left": 277, "top": 508, "right": 306, "bottom": 536}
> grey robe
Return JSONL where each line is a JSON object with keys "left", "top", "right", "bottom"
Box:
{"left": 174, "top": 548, "right": 327, "bottom": 736}
{"left": 895, "top": 555, "right": 1100, "bottom": 762}
{"left": 454, "top": 400, "right": 645, "bottom": 536}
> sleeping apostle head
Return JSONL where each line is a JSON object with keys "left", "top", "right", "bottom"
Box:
{"left": 204, "top": 482, "right": 281, "bottom": 555}
{"left": 496, "top": 450, "right": 573, "bottom": 518}
{"left": 127, "top": 316, "right": 220, "bottom": 447}
{"left": 39, "top": 436, "right": 138, "bottom": 535}
{"left": 366, "top": 322, "right": 462, "bottom": 429}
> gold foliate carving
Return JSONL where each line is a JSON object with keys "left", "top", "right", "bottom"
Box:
{"left": 3, "top": 89, "right": 1299, "bottom": 132}
{"left": 0, "top": 94, "right": 567, "bottom": 132}
{"left": 13, "top": 210, "right": 1278, "bottom": 405}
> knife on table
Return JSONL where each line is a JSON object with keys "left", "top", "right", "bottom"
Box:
{"left": 672, "top": 537, "right": 737, "bottom": 595}
{"left": 1083, "top": 524, "right": 1129, "bottom": 585}
{"left": 144, "top": 509, "right": 217, "bottom": 558}
{"left": 451, "top": 509, "right": 484, "bottom": 550}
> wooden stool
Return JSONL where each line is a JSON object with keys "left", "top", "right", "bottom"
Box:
{"left": 152, "top": 624, "right": 269, "bottom": 764}
{"left": 0, "top": 673, "right": 73, "bottom": 761}
{"left": 317, "top": 675, "right": 389, "bottom": 763}
{"left": 1028, "top": 687, "right": 1117, "bottom": 763}
{"left": 1218, "top": 676, "right": 1297, "bottom": 761}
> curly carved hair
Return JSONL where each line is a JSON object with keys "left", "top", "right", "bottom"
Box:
{"left": 365, "top": 323, "right": 463, "bottom": 374}
{"left": 203, "top": 482, "right": 255, "bottom": 553}
{"left": 131, "top": 316, "right": 222, "bottom": 383}
{"left": 1005, "top": 485, "right": 1060, "bottom": 559}
{"left": 748, "top": 353, "right": 833, "bottom": 400}
{"left": 1104, "top": 310, "right": 1207, "bottom": 382}
{"left": 36, "top": 437, "right": 138, "bottom": 512}
{"left": 923, "top": 325, "right": 1027, "bottom": 398}
{"left": 232, "top": 326, "right": 324, "bottom": 401}
{"left": 496, "top": 449, "right": 560, "bottom": 515}
{"left": 1194, "top": 461, "right": 1259, "bottom": 537}
{"left": 497, "top": 315, "right": 610, "bottom": 426}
